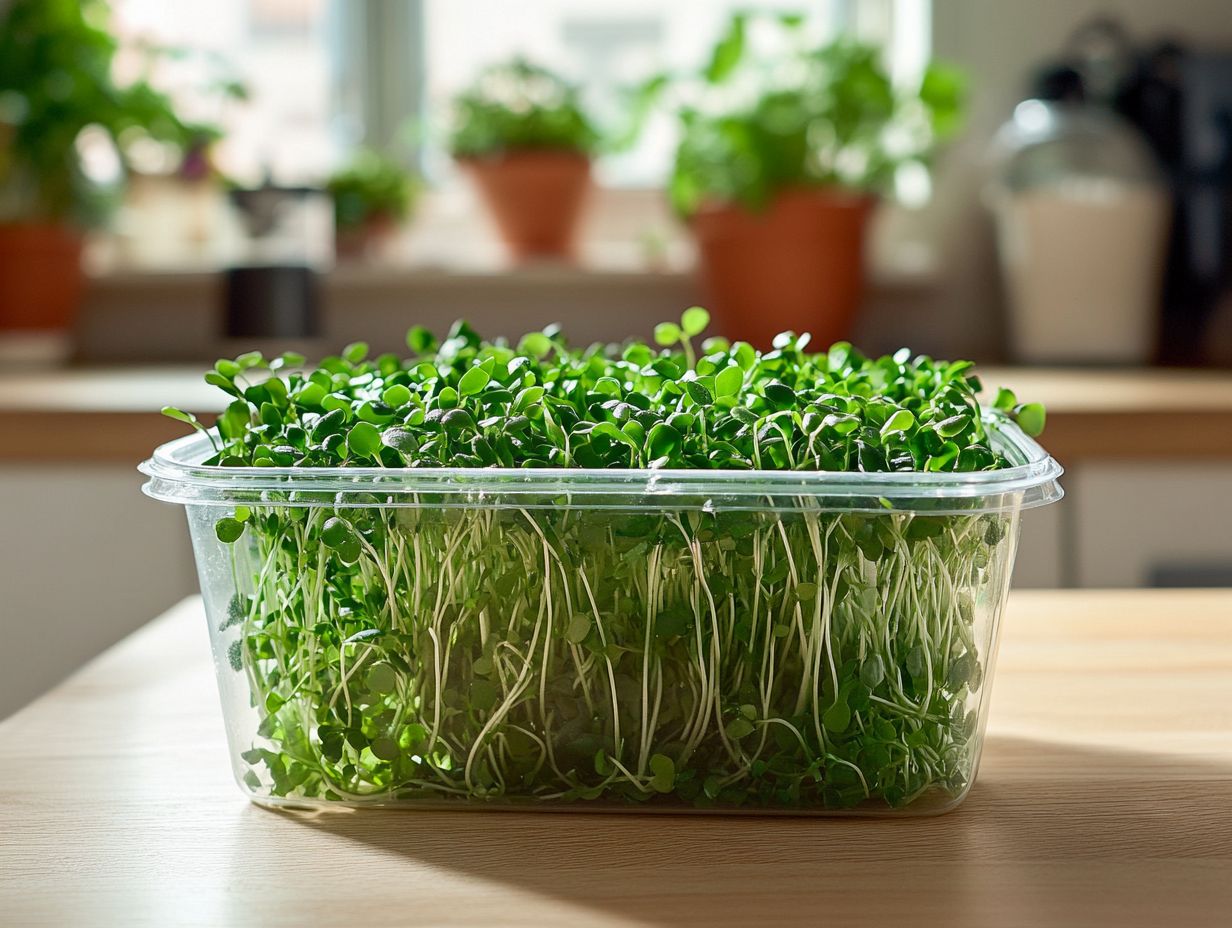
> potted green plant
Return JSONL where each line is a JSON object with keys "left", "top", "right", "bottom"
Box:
{"left": 0, "top": 0, "right": 216, "bottom": 331}
{"left": 326, "top": 150, "right": 421, "bottom": 261}
{"left": 647, "top": 12, "right": 965, "bottom": 348}
{"left": 448, "top": 58, "right": 599, "bottom": 261}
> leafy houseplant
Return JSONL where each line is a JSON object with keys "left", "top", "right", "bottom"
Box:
{"left": 149, "top": 307, "right": 1061, "bottom": 814}
{"left": 448, "top": 58, "right": 600, "bottom": 261}
{"left": 649, "top": 12, "right": 965, "bottom": 348}
{"left": 326, "top": 151, "right": 421, "bottom": 261}
{"left": 0, "top": 0, "right": 217, "bottom": 330}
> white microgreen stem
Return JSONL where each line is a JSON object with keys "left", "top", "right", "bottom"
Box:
{"left": 221, "top": 502, "right": 1007, "bottom": 810}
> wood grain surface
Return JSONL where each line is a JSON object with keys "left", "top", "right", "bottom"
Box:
{"left": 1, "top": 589, "right": 1229, "bottom": 927}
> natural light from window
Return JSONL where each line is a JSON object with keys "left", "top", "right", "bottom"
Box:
{"left": 109, "top": 0, "right": 929, "bottom": 192}
{"left": 111, "top": 0, "right": 342, "bottom": 184}
{"left": 425, "top": 0, "right": 930, "bottom": 188}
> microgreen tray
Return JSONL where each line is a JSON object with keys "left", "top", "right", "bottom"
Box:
{"left": 143, "top": 414, "right": 1060, "bottom": 815}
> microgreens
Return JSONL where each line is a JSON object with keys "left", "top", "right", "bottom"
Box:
{"left": 165, "top": 307, "right": 1043, "bottom": 475}
{"left": 167, "top": 309, "right": 1045, "bottom": 812}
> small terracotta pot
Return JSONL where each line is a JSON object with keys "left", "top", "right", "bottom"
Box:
{"left": 335, "top": 213, "right": 401, "bottom": 262}
{"left": 0, "top": 222, "right": 85, "bottom": 331}
{"left": 691, "top": 188, "right": 875, "bottom": 349}
{"left": 460, "top": 150, "right": 591, "bottom": 261}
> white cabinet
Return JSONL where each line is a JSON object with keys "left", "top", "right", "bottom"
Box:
{"left": 1012, "top": 501, "right": 1065, "bottom": 588}
{"left": 0, "top": 468, "right": 198, "bottom": 718}
{"left": 1070, "top": 463, "right": 1232, "bottom": 587}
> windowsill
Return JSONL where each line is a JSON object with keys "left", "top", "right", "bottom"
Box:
{"left": 90, "top": 183, "right": 941, "bottom": 291}
{"left": 71, "top": 183, "right": 944, "bottom": 365}
{"left": 86, "top": 256, "right": 937, "bottom": 292}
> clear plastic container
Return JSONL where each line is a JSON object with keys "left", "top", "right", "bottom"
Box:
{"left": 141, "top": 414, "right": 1062, "bottom": 815}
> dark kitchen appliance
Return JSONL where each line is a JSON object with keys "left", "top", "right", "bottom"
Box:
{"left": 1119, "top": 47, "right": 1232, "bottom": 364}
{"left": 223, "top": 183, "right": 331, "bottom": 340}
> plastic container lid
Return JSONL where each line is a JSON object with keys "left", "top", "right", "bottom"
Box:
{"left": 140, "top": 411, "right": 1063, "bottom": 514}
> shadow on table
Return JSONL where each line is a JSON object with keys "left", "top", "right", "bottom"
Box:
{"left": 271, "top": 735, "right": 1232, "bottom": 927}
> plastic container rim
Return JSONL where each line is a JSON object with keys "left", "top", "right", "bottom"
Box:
{"left": 140, "top": 410, "right": 1064, "bottom": 513}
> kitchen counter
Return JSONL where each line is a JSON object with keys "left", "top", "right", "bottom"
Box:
{"left": 1, "top": 589, "right": 1229, "bottom": 927}
{"left": 1, "top": 364, "right": 1231, "bottom": 463}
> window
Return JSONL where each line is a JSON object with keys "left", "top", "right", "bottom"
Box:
{"left": 109, "top": 0, "right": 928, "bottom": 189}
{"left": 110, "top": 0, "right": 345, "bottom": 184}
{"left": 422, "top": 0, "right": 930, "bottom": 187}
{"left": 99, "top": 0, "right": 932, "bottom": 270}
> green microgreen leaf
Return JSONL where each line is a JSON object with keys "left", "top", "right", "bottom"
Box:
{"left": 342, "top": 342, "right": 369, "bottom": 365}
{"left": 993, "top": 388, "right": 1017, "bottom": 412}
{"left": 714, "top": 365, "right": 743, "bottom": 398}
{"left": 346, "top": 422, "right": 382, "bottom": 459}
{"left": 654, "top": 322, "right": 681, "bottom": 347}
{"left": 321, "top": 517, "right": 361, "bottom": 563}
{"left": 684, "top": 380, "right": 713, "bottom": 407}
{"left": 215, "top": 518, "right": 244, "bottom": 544}
{"left": 458, "top": 365, "right": 492, "bottom": 397}
{"left": 822, "top": 698, "right": 851, "bottom": 733}
{"left": 161, "top": 406, "right": 203, "bottom": 431}
{"left": 235, "top": 351, "right": 264, "bottom": 370}
{"left": 726, "top": 718, "right": 755, "bottom": 739}
{"left": 519, "top": 332, "right": 553, "bottom": 359}
{"left": 1012, "top": 402, "right": 1046, "bottom": 438}
{"left": 879, "top": 409, "right": 916, "bottom": 439}
{"left": 382, "top": 384, "right": 412, "bottom": 408}
{"left": 407, "top": 326, "right": 437, "bottom": 355}
{"left": 566, "top": 614, "right": 591, "bottom": 644}
{"left": 649, "top": 754, "right": 676, "bottom": 793}
{"left": 680, "top": 306, "right": 710, "bottom": 337}
{"left": 763, "top": 381, "right": 796, "bottom": 409}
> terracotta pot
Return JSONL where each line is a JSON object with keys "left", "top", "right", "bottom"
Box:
{"left": 691, "top": 188, "right": 875, "bottom": 349}
{"left": 461, "top": 151, "right": 590, "bottom": 260}
{"left": 0, "top": 222, "right": 85, "bottom": 331}
{"left": 335, "top": 213, "right": 401, "bottom": 262}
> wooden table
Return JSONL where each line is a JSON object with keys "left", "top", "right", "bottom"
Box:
{"left": 1, "top": 590, "right": 1229, "bottom": 927}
